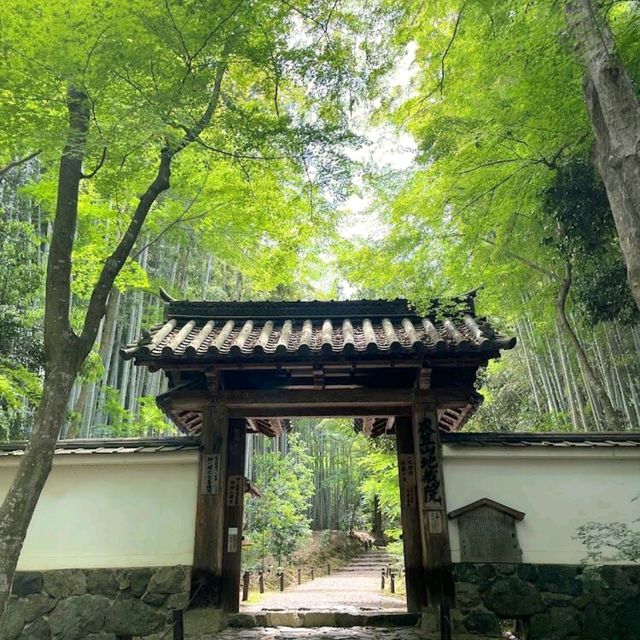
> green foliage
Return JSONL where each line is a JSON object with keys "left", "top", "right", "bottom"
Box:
{"left": 338, "top": 1, "right": 640, "bottom": 324}
{"left": 471, "top": 355, "right": 573, "bottom": 433}
{"left": 358, "top": 438, "right": 401, "bottom": 531}
{"left": 541, "top": 161, "right": 639, "bottom": 325}
{"left": 576, "top": 504, "right": 640, "bottom": 563}
{"left": 0, "top": 360, "right": 42, "bottom": 441}
{"left": 93, "top": 388, "right": 168, "bottom": 437}
{"left": 245, "top": 434, "right": 314, "bottom": 566}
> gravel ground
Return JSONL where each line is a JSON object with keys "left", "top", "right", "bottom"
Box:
{"left": 242, "top": 563, "right": 406, "bottom": 612}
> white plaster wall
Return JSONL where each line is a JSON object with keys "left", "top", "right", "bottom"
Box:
{"left": 0, "top": 453, "right": 199, "bottom": 570}
{"left": 443, "top": 446, "right": 640, "bottom": 564}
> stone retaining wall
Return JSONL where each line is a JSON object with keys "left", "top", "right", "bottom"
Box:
{"left": 446, "top": 562, "right": 640, "bottom": 639}
{"left": 1, "top": 566, "right": 191, "bottom": 640}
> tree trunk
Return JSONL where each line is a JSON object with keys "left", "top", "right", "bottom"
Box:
{"left": 556, "top": 262, "right": 622, "bottom": 430}
{"left": 0, "top": 86, "right": 90, "bottom": 613}
{"left": 566, "top": 0, "right": 640, "bottom": 311}
{"left": 371, "top": 495, "right": 384, "bottom": 545}
{"left": 0, "top": 361, "right": 79, "bottom": 611}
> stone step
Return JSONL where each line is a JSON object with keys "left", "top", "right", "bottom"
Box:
{"left": 228, "top": 611, "right": 420, "bottom": 629}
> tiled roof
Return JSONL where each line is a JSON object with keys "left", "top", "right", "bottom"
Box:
{"left": 0, "top": 437, "right": 199, "bottom": 457}
{"left": 441, "top": 432, "right": 640, "bottom": 447}
{"left": 122, "top": 295, "right": 516, "bottom": 364}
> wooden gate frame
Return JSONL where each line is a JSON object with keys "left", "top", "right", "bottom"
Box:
{"left": 180, "top": 387, "right": 457, "bottom": 612}
{"left": 122, "top": 296, "right": 515, "bottom": 613}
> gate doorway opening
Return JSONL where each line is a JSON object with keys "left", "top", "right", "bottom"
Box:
{"left": 239, "top": 417, "right": 408, "bottom": 614}
{"left": 123, "top": 294, "right": 514, "bottom": 614}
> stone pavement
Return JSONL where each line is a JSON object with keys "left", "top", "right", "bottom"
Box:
{"left": 216, "top": 627, "right": 426, "bottom": 639}
{"left": 243, "top": 550, "right": 405, "bottom": 612}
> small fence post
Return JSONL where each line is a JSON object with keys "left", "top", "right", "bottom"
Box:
{"left": 258, "top": 571, "right": 265, "bottom": 593}
{"left": 381, "top": 568, "right": 385, "bottom": 590}
{"left": 279, "top": 571, "right": 285, "bottom": 592}
{"left": 326, "top": 563, "right": 331, "bottom": 575}
{"left": 297, "top": 568, "right": 302, "bottom": 585}
{"left": 310, "top": 567, "right": 314, "bottom": 581}
{"left": 242, "top": 571, "right": 250, "bottom": 601}
{"left": 390, "top": 572, "right": 395, "bottom": 594}
{"left": 173, "top": 610, "right": 184, "bottom": 640}
{"left": 440, "top": 602, "right": 452, "bottom": 640}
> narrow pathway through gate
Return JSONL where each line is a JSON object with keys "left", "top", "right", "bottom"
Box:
{"left": 242, "top": 549, "right": 406, "bottom": 612}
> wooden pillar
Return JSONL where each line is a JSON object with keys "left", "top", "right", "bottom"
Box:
{"left": 412, "top": 402, "right": 454, "bottom": 607}
{"left": 191, "top": 403, "right": 229, "bottom": 607}
{"left": 221, "top": 418, "right": 247, "bottom": 612}
{"left": 395, "top": 416, "right": 427, "bottom": 612}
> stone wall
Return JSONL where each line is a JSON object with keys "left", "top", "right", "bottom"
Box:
{"left": 448, "top": 562, "right": 640, "bottom": 639}
{"left": 1, "top": 566, "right": 191, "bottom": 640}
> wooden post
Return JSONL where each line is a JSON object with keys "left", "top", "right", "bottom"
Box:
{"left": 221, "top": 418, "right": 247, "bottom": 613}
{"left": 297, "top": 568, "right": 302, "bottom": 585}
{"left": 390, "top": 572, "right": 396, "bottom": 594}
{"left": 192, "top": 403, "right": 228, "bottom": 607}
{"left": 412, "top": 403, "right": 454, "bottom": 607}
{"left": 242, "top": 571, "right": 250, "bottom": 602}
{"left": 310, "top": 567, "right": 314, "bottom": 581}
{"left": 395, "top": 415, "right": 428, "bottom": 611}
{"left": 172, "top": 610, "right": 184, "bottom": 640}
{"left": 278, "top": 572, "right": 285, "bottom": 592}
{"left": 381, "top": 569, "right": 385, "bottom": 590}
{"left": 326, "top": 563, "right": 331, "bottom": 575}
{"left": 259, "top": 572, "right": 265, "bottom": 593}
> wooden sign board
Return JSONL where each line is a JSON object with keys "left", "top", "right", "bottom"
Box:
{"left": 399, "top": 454, "right": 417, "bottom": 508}
{"left": 227, "top": 527, "right": 239, "bottom": 553}
{"left": 227, "top": 475, "right": 243, "bottom": 507}
{"left": 201, "top": 454, "right": 221, "bottom": 495}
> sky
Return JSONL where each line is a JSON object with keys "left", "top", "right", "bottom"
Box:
{"left": 320, "top": 42, "right": 419, "bottom": 297}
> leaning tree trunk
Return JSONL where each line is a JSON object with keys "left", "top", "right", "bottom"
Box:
{"left": 0, "top": 50, "right": 228, "bottom": 616}
{"left": 556, "top": 262, "right": 622, "bottom": 431}
{"left": 0, "top": 86, "right": 90, "bottom": 614}
{"left": 0, "top": 360, "right": 79, "bottom": 610}
{"left": 566, "top": 0, "right": 640, "bottom": 312}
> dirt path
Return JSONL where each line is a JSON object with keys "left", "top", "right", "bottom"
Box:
{"left": 242, "top": 550, "right": 406, "bottom": 612}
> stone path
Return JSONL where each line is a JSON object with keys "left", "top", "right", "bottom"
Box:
{"left": 242, "top": 550, "right": 406, "bottom": 612}
{"left": 216, "top": 627, "right": 425, "bottom": 639}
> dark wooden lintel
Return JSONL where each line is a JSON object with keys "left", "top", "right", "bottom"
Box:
{"left": 216, "top": 388, "right": 426, "bottom": 408}
{"left": 228, "top": 406, "right": 412, "bottom": 419}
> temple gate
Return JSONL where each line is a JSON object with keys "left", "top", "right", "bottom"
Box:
{"left": 123, "top": 292, "right": 516, "bottom": 615}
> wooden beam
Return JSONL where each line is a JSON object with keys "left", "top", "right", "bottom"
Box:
{"left": 221, "top": 419, "right": 247, "bottom": 613}
{"left": 412, "top": 403, "right": 454, "bottom": 608}
{"left": 163, "top": 387, "right": 475, "bottom": 413}
{"left": 228, "top": 406, "right": 413, "bottom": 419}
{"left": 191, "top": 404, "right": 229, "bottom": 607}
{"left": 216, "top": 388, "right": 425, "bottom": 408}
{"left": 395, "top": 416, "right": 427, "bottom": 612}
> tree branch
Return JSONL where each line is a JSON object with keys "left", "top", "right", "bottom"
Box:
{"left": 0, "top": 150, "right": 42, "bottom": 184}
{"left": 405, "top": 3, "right": 465, "bottom": 122}
{"left": 80, "top": 146, "right": 107, "bottom": 179}
{"left": 195, "top": 137, "right": 285, "bottom": 160}
{"left": 482, "top": 236, "right": 561, "bottom": 280}
{"left": 45, "top": 87, "right": 90, "bottom": 360}
{"left": 78, "top": 48, "right": 231, "bottom": 352}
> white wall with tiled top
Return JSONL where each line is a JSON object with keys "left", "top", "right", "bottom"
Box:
{"left": 0, "top": 452, "right": 199, "bottom": 570}
{"left": 443, "top": 445, "right": 640, "bottom": 564}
